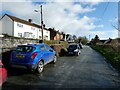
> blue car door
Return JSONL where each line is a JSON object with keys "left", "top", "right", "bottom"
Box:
{"left": 39, "top": 45, "right": 50, "bottom": 63}
{"left": 44, "top": 44, "right": 54, "bottom": 61}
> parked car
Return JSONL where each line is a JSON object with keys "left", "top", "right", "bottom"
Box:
{"left": 0, "top": 60, "right": 7, "bottom": 86}
{"left": 10, "top": 44, "right": 57, "bottom": 73}
{"left": 67, "top": 44, "right": 81, "bottom": 56}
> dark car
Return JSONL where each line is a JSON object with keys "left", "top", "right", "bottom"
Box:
{"left": 0, "top": 60, "right": 7, "bottom": 86}
{"left": 10, "top": 44, "right": 57, "bottom": 73}
{"left": 67, "top": 44, "right": 81, "bottom": 56}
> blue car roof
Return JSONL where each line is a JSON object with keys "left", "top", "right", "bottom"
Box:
{"left": 18, "top": 44, "right": 47, "bottom": 47}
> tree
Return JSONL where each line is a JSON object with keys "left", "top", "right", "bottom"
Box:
{"left": 94, "top": 35, "right": 99, "bottom": 41}
{"left": 66, "top": 34, "right": 70, "bottom": 40}
{"left": 77, "top": 36, "right": 88, "bottom": 45}
{"left": 90, "top": 35, "right": 100, "bottom": 45}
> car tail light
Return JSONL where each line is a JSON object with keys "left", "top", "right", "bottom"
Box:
{"left": 31, "top": 52, "right": 38, "bottom": 59}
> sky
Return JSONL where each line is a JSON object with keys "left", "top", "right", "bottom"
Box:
{"left": 0, "top": 0, "right": 119, "bottom": 40}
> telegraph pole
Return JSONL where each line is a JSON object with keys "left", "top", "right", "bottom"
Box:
{"left": 40, "top": 5, "right": 44, "bottom": 42}
{"left": 34, "top": 5, "right": 44, "bottom": 43}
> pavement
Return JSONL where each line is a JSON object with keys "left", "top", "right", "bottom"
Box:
{"left": 2, "top": 45, "right": 120, "bottom": 90}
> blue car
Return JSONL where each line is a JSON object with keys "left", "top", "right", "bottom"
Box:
{"left": 10, "top": 44, "right": 57, "bottom": 73}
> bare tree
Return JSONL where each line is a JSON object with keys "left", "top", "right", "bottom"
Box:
{"left": 111, "top": 17, "right": 120, "bottom": 30}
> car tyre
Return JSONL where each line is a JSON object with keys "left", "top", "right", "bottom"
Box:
{"left": 37, "top": 61, "right": 44, "bottom": 73}
{"left": 76, "top": 52, "right": 80, "bottom": 56}
{"left": 52, "top": 55, "right": 57, "bottom": 64}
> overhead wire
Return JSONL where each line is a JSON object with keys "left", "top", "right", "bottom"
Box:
{"left": 94, "top": 2, "right": 110, "bottom": 31}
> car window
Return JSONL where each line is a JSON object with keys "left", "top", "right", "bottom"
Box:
{"left": 77, "top": 45, "right": 80, "bottom": 49}
{"left": 40, "top": 45, "right": 45, "bottom": 50}
{"left": 45, "top": 44, "right": 51, "bottom": 51}
{"left": 16, "top": 46, "right": 34, "bottom": 52}
{"left": 68, "top": 45, "right": 77, "bottom": 49}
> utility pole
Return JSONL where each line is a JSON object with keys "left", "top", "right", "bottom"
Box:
{"left": 40, "top": 5, "right": 44, "bottom": 42}
{"left": 34, "top": 5, "right": 44, "bottom": 43}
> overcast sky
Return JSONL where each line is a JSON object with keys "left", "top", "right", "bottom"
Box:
{"left": 0, "top": 0, "right": 119, "bottom": 40}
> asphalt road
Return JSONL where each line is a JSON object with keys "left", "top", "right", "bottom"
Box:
{"left": 2, "top": 46, "right": 120, "bottom": 90}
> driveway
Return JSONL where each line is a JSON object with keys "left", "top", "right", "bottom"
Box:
{"left": 2, "top": 46, "right": 120, "bottom": 89}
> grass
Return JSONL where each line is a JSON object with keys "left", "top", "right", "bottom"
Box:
{"left": 91, "top": 45, "right": 120, "bottom": 72}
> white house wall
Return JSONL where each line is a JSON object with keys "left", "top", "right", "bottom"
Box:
{"left": 1, "top": 15, "right": 13, "bottom": 35}
{"left": 0, "top": 21, "right": 2, "bottom": 34}
{"left": 43, "top": 29, "right": 50, "bottom": 40}
{"left": 14, "top": 21, "right": 42, "bottom": 39}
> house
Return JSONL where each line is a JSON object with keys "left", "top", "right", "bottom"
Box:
{"left": 48, "top": 28, "right": 66, "bottom": 41}
{"left": 66, "top": 34, "right": 74, "bottom": 42}
{"left": 43, "top": 27, "right": 50, "bottom": 40}
{"left": 0, "top": 14, "right": 50, "bottom": 40}
{"left": 54, "top": 31, "right": 64, "bottom": 41}
{"left": 48, "top": 28, "right": 57, "bottom": 40}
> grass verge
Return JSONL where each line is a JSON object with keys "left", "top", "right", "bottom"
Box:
{"left": 91, "top": 45, "right": 120, "bottom": 72}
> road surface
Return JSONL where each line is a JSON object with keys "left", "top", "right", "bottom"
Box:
{"left": 2, "top": 46, "right": 120, "bottom": 90}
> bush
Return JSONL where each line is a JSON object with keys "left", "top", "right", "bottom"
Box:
{"left": 44, "top": 40, "right": 68, "bottom": 45}
{"left": 44, "top": 40, "right": 58, "bottom": 45}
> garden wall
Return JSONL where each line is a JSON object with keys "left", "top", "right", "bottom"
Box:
{"left": 0, "top": 36, "right": 68, "bottom": 56}
{"left": 0, "top": 36, "right": 38, "bottom": 53}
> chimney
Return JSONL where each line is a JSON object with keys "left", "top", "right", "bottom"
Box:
{"left": 28, "top": 19, "right": 32, "bottom": 23}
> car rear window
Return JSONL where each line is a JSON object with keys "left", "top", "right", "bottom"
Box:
{"left": 68, "top": 45, "right": 77, "bottom": 49}
{"left": 40, "top": 45, "right": 45, "bottom": 50}
{"left": 16, "top": 46, "right": 35, "bottom": 52}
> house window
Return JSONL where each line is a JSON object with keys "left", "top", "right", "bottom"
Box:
{"left": 43, "top": 35, "right": 48, "bottom": 40}
{"left": 32, "top": 35, "right": 35, "bottom": 38}
{"left": 17, "top": 23, "right": 23, "bottom": 28}
{"left": 18, "top": 33, "right": 22, "bottom": 37}
{"left": 39, "top": 36, "right": 42, "bottom": 39}
{"left": 24, "top": 32, "right": 29, "bottom": 37}
{"left": 24, "top": 32, "right": 33, "bottom": 38}
{"left": 39, "top": 29, "right": 41, "bottom": 32}
{"left": 31, "top": 27, "right": 35, "bottom": 30}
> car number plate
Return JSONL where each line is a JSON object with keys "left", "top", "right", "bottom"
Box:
{"left": 16, "top": 54, "right": 25, "bottom": 58}
{"left": 69, "top": 52, "right": 73, "bottom": 54}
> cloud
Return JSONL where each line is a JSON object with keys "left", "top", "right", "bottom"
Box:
{"left": 1, "top": 1, "right": 103, "bottom": 37}
{"left": 41, "top": 2, "right": 100, "bottom": 37}
{"left": 70, "top": 4, "right": 96, "bottom": 14}
{"left": 1, "top": 0, "right": 117, "bottom": 39}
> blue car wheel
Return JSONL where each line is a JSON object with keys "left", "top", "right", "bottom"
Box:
{"left": 37, "top": 61, "right": 44, "bottom": 73}
{"left": 52, "top": 55, "right": 57, "bottom": 64}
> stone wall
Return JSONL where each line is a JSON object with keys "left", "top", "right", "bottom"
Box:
{"left": 0, "top": 37, "right": 38, "bottom": 54}
{"left": 50, "top": 44, "right": 68, "bottom": 56}
{"left": 110, "top": 38, "right": 120, "bottom": 53}
{"left": 0, "top": 36, "right": 68, "bottom": 56}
